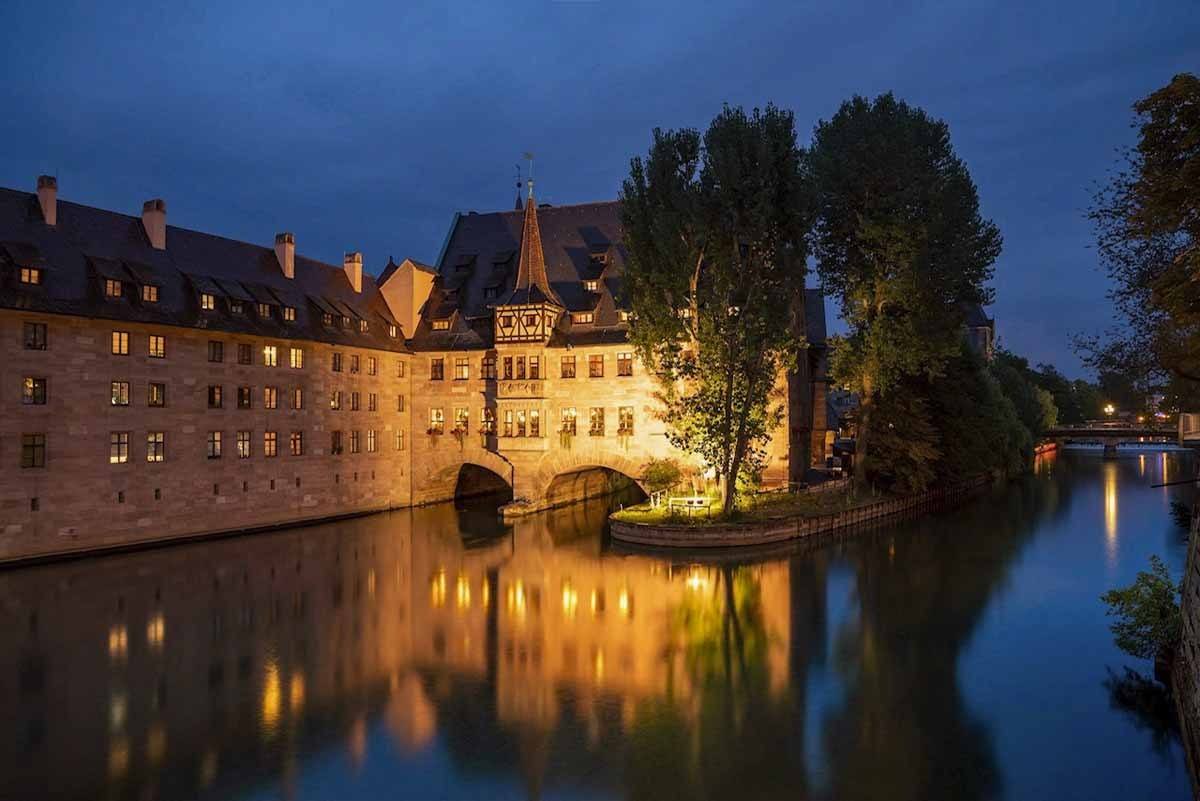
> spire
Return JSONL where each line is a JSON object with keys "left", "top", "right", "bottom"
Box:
{"left": 506, "top": 194, "right": 562, "bottom": 306}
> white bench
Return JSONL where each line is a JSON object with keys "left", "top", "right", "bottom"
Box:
{"left": 667, "top": 496, "right": 710, "bottom": 516}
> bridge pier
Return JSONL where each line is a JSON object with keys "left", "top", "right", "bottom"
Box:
{"left": 1102, "top": 442, "right": 1119, "bottom": 459}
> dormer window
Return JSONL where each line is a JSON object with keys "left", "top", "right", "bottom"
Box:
{"left": 257, "top": 303, "right": 272, "bottom": 319}
{"left": 322, "top": 312, "right": 333, "bottom": 326}
{"left": 431, "top": 319, "right": 450, "bottom": 331}
{"left": 19, "top": 267, "right": 42, "bottom": 285}
{"left": 142, "top": 285, "right": 159, "bottom": 303}
{"left": 359, "top": 320, "right": 369, "bottom": 334}
{"left": 341, "top": 316, "right": 351, "bottom": 328}
{"left": 571, "top": 312, "right": 594, "bottom": 324}
{"left": 200, "top": 292, "right": 216, "bottom": 311}
{"left": 483, "top": 286, "right": 499, "bottom": 300}
{"left": 589, "top": 251, "right": 608, "bottom": 267}
{"left": 619, "top": 310, "right": 632, "bottom": 322}
{"left": 104, "top": 279, "right": 122, "bottom": 298}
{"left": 230, "top": 300, "right": 244, "bottom": 315}
{"left": 283, "top": 306, "right": 296, "bottom": 322}
{"left": 388, "top": 324, "right": 398, "bottom": 338}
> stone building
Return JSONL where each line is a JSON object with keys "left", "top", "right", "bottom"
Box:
{"left": 0, "top": 176, "right": 827, "bottom": 563}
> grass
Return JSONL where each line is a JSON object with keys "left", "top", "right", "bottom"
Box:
{"left": 613, "top": 484, "right": 872, "bottom": 527}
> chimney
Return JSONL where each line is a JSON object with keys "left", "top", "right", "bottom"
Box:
{"left": 36, "top": 175, "right": 57, "bottom": 226}
{"left": 344, "top": 251, "right": 363, "bottom": 293}
{"left": 274, "top": 232, "right": 295, "bottom": 279}
{"left": 142, "top": 199, "right": 166, "bottom": 250}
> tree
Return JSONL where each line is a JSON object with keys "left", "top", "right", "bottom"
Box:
{"left": 620, "top": 105, "right": 809, "bottom": 515}
{"left": 992, "top": 349, "right": 1058, "bottom": 438}
{"left": 1079, "top": 73, "right": 1200, "bottom": 404}
{"left": 1100, "top": 555, "right": 1182, "bottom": 661}
{"left": 809, "top": 93, "right": 1002, "bottom": 486}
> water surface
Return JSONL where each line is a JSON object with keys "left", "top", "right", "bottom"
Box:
{"left": 0, "top": 449, "right": 1192, "bottom": 800}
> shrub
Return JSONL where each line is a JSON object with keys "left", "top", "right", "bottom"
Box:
{"left": 1100, "top": 555, "right": 1182, "bottom": 660}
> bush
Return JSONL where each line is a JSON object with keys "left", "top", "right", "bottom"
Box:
{"left": 1100, "top": 555, "right": 1182, "bottom": 660}
{"left": 641, "top": 458, "right": 684, "bottom": 494}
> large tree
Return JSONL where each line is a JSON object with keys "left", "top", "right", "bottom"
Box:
{"left": 808, "top": 93, "right": 1001, "bottom": 487}
{"left": 620, "top": 104, "right": 809, "bottom": 514}
{"left": 1079, "top": 73, "right": 1200, "bottom": 401}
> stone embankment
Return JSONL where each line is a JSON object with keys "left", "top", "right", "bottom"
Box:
{"left": 610, "top": 475, "right": 991, "bottom": 549}
{"left": 1176, "top": 511, "right": 1200, "bottom": 799}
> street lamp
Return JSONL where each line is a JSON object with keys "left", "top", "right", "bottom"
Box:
{"left": 1103, "top": 403, "right": 1116, "bottom": 417}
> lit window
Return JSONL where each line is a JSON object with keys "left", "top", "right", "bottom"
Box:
{"left": 105, "top": 279, "right": 122, "bottom": 298}
{"left": 503, "top": 409, "right": 513, "bottom": 437}
{"left": 589, "top": 407, "right": 605, "bottom": 436}
{"left": 263, "top": 386, "right": 277, "bottom": 409}
{"left": 257, "top": 303, "right": 271, "bottom": 318}
{"left": 572, "top": 312, "right": 594, "bottom": 324}
{"left": 395, "top": 430, "right": 405, "bottom": 451}
{"left": 290, "top": 348, "right": 303, "bottom": 369}
{"left": 341, "top": 316, "right": 351, "bottom": 328}
{"left": 148, "top": 335, "right": 165, "bottom": 358}
{"left": 142, "top": 285, "right": 158, "bottom": 303}
{"left": 263, "top": 345, "right": 277, "bottom": 367}
{"left": 231, "top": 300, "right": 244, "bottom": 315}
{"left": 200, "top": 293, "right": 215, "bottom": 310}
{"left": 330, "top": 391, "right": 342, "bottom": 410}
{"left": 349, "top": 430, "right": 361, "bottom": 453}
{"left": 388, "top": 324, "right": 398, "bottom": 338}
{"left": 263, "top": 431, "right": 277, "bottom": 457}
{"left": 290, "top": 431, "right": 304, "bottom": 455}
{"left": 111, "top": 331, "right": 129, "bottom": 355}
{"left": 207, "top": 431, "right": 222, "bottom": 458}
{"left": 455, "top": 357, "right": 469, "bottom": 380}
{"left": 397, "top": 394, "right": 405, "bottom": 412}
{"left": 359, "top": 320, "right": 369, "bottom": 334}
{"left": 432, "top": 319, "right": 450, "bottom": 331}
{"left": 322, "top": 312, "right": 333, "bottom": 326}
{"left": 429, "top": 408, "right": 444, "bottom": 434}
{"left": 589, "top": 354, "right": 604, "bottom": 378}
{"left": 561, "top": 356, "right": 576, "bottom": 378}
{"left": 292, "top": 387, "right": 303, "bottom": 409}
{"left": 109, "top": 431, "right": 130, "bottom": 464}
{"left": 207, "top": 385, "right": 223, "bottom": 408}
{"left": 21, "top": 433, "right": 46, "bottom": 468}
{"left": 618, "top": 407, "right": 634, "bottom": 435}
{"left": 366, "top": 430, "right": 377, "bottom": 453}
{"left": 283, "top": 306, "right": 296, "bottom": 322}
{"left": 619, "top": 310, "right": 632, "bottom": 322}
{"left": 515, "top": 409, "right": 526, "bottom": 437}
{"left": 368, "top": 392, "right": 377, "bottom": 412}
{"left": 111, "top": 381, "right": 130, "bottom": 406}
{"left": 236, "top": 430, "right": 252, "bottom": 459}
{"left": 454, "top": 407, "right": 469, "bottom": 434}
{"left": 617, "top": 352, "right": 633, "bottom": 376}
{"left": 481, "top": 407, "right": 495, "bottom": 434}
{"left": 530, "top": 409, "right": 540, "bottom": 437}
{"left": 561, "top": 407, "right": 577, "bottom": 436}
{"left": 22, "top": 377, "right": 47, "bottom": 405}
{"left": 367, "top": 356, "right": 376, "bottom": 376}
{"left": 583, "top": 280, "right": 598, "bottom": 292}
{"left": 19, "top": 267, "right": 42, "bottom": 285}
{"left": 396, "top": 361, "right": 406, "bottom": 378}
{"left": 146, "top": 432, "right": 165, "bottom": 462}
{"left": 147, "top": 382, "right": 166, "bottom": 407}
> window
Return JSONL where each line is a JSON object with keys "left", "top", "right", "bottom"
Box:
{"left": 257, "top": 303, "right": 272, "bottom": 319}
{"left": 111, "top": 331, "right": 129, "bottom": 355}
{"left": 292, "top": 387, "right": 304, "bottom": 409}
{"left": 367, "top": 356, "right": 377, "bottom": 376}
{"left": 142, "top": 285, "right": 158, "bottom": 303}
{"left": 264, "top": 431, "right": 277, "bottom": 457}
{"left": 455, "top": 357, "right": 469, "bottom": 380}
{"left": 397, "top": 394, "right": 405, "bottom": 412}
{"left": 589, "top": 407, "right": 605, "bottom": 436}
{"left": 263, "top": 386, "right": 277, "bottom": 409}
{"left": 331, "top": 430, "right": 343, "bottom": 454}
{"left": 349, "top": 430, "right": 361, "bottom": 454}
{"left": 231, "top": 300, "right": 244, "bottom": 315}
{"left": 572, "top": 312, "right": 594, "bottom": 324}
{"left": 482, "top": 355, "right": 497, "bottom": 379}
{"left": 619, "top": 310, "right": 632, "bottom": 323}
{"left": 23, "top": 322, "right": 47, "bottom": 350}
{"left": 483, "top": 286, "right": 499, "bottom": 300}
{"left": 148, "top": 382, "right": 166, "bottom": 407}
{"left": 366, "top": 430, "right": 377, "bottom": 453}
{"left": 502, "top": 356, "right": 513, "bottom": 380}
{"left": 290, "top": 348, "right": 303, "bottom": 369}
{"left": 515, "top": 356, "right": 526, "bottom": 380}
{"left": 388, "top": 324, "right": 398, "bottom": 338}
{"left": 589, "top": 354, "right": 604, "bottom": 378}
{"left": 208, "top": 385, "right": 223, "bottom": 408}
{"left": 237, "top": 430, "right": 252, "bottom": 459}
{"left": 618, "top": 352, "right": 633, "bottom": 376}
{"left": 432, "top": 319, "right": 450, "bottom": 331}
{"left": 396, "top": 361, "right": 406, "bottom": 378}
{"left": 351, "top": 391, "right": 361, "bottom": 411}
{"left": 583, "top": 279, "right": 598, "bottom": 292}
{"left": 208, "top": 341, "right": 224, "bottom": 362}
{"left": 19, "top": 267, "right": 42, "bottom": 285}
{"left": 481, "top": 407, "right": 496, "bottom": 434}
{"left": 322, "top": 312, "right": 333, "bottom": 326}
{"left": 561, "top": 355, "right": 576, "bottom": 378}
{"left": 261, "top": 345, "right": 276, "bottom": 367}
{"left": 111, "top": 381, "right": 130, "bottom": 406}
{"left": 429, "top": 408, "right": 444, "bottom": 434}
{"left": 237, "top": 386, "right": 252, "bottom": 409}
{"left": 368, "top": 393, "right": 377, "bottom": 412}
{"left": 207, "top": 431, "right": 222, "bottom": 458}
{"left": 147, "top": 432, "right": 165, "bottom": 462}
{"left": 618, "top": 407, "right": 634, "bottom": 435}
{"left": 21, "top": 433, "right": 45, "bottom": 468}
{"left": 561, "top": 407, "right": 577, "bottom": 435}
{"left": 238, "top": 343, "right": 252, "bottom": 365}
{"left": 200, "top": 292, "right": 215, "bottom": 310}
{"left": 148, "top": 335, "right": 165, "bottom": 358}
{"left": 109, "top": 431, "right": 130, "bottom": 464}
{"left": 359, "top": 319, "right": 369, "bottom": 334}
{"left": 290, "top": 431, "right": 304, "bottom": 456}
{"left": 530, "top": 409, "right": 540, "bottom": 437}
{"left": 454, "top": 407, "right": 469, "bottom": 434}
{"left": 350, "top": 355, "right": 360, "bottom": 374}
{"left": 22, "top": 377, "right": 46, "bottom": 405}
{"left": 105, "top": 279, "right": 122, "bottom": 298}
{"left": 515, "top": 409, "right": 526, "bottom": 437}
{"left": 529, "top": 356, "right": 540, "bottom": 380}
{"left": 503, "top": 409, "right": 513, "bottom": 437}
{"left": 430, "top": 358, "right": 444, "bottom": 381}
{"left": 332, "top": 353, "right": 344, "bottom": 372}
{"left": 283, "top": 306, "right": 296, "bottom": 322}
{"left": 330, "top": 390, "right": 342, "bottom": 410}
{"left": 395, "top": 430, "right": 405, "bottom": 451}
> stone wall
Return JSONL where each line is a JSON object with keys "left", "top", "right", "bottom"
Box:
{"left": 1176, "top": 511, "right": 1200, "bottom": 799}
{"left": 0, "top": 310, "right": 412, "bottom": 562}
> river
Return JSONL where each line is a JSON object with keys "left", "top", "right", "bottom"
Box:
{"left": 0, "top": 448, "right": 1193, "bottom": 800}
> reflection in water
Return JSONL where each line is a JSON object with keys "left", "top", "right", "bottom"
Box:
{"left": 0, "top": 454, "right": 1193, "bottom": 800}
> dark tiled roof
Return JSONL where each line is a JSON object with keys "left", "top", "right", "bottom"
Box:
{"left": 412, "top": 199, "right": 827, "bottom": 351}
{"left": 0, "top": 186, "right": 407, "bottom": 352}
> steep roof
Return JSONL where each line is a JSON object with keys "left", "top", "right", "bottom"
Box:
{"left": 501, "top": 195, "right": 564, "bottom": 307}
{"left": 962, "top": 302, "right": 993, "bottom": 328}
{"left": 0, "top": 186, "right": 407, "bottom": 352}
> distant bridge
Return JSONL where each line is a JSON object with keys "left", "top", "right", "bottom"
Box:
{"left": 1045, "top": 422, "right": 1179, "bottom": 457}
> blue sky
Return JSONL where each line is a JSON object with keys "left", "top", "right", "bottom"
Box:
{"left": 1, "top": 1, "right": 1196, "bottom": 376}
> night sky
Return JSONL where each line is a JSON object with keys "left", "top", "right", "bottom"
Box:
{"left": 1, "top": 2, "right": 1195, "bottom": 376}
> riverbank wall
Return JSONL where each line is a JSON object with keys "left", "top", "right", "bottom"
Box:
{"left": 1177, "top": 510, "right": 1200, "bottom": 799}
{"left": 609, "top": 475, "right": 991, "bottom": 549}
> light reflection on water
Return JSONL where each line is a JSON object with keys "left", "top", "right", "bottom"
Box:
{"left": 0, "top": 455, "right": 1193, "bottom": 801}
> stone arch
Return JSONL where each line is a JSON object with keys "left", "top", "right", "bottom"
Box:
{"left": 532, "top": 451, "right": 648, "bottom": 495}
{"left": 411, "top": 447, "right": 514, "bottom": 506}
